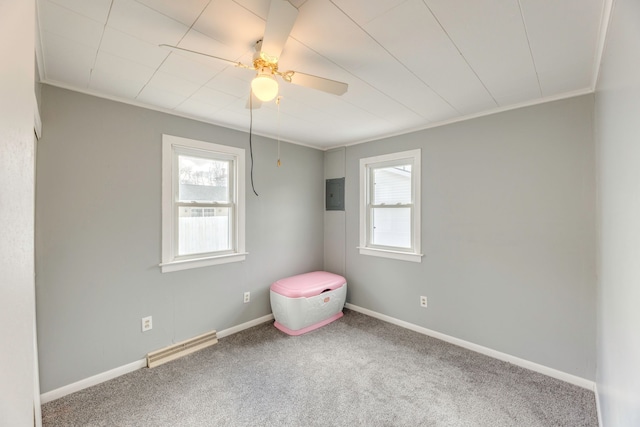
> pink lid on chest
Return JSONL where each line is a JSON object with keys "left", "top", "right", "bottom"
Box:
{"left": 270, "top": 271, "right": 346, "bottom": 298}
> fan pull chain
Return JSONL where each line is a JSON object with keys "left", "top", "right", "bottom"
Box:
{"left": 276, "top": 96, "right": 282, "bottom": 167}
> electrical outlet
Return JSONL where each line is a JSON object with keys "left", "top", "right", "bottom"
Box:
{"left": 142, "top": 316, "right": 152, "bottom": 332}
{"left": 243, "top": 291, "right": 250, "bottom": 304}
{"left": 420, "top": 296, "right": 428, "bottom": 308}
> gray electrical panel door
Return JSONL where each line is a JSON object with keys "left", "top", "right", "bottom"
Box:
{"left": 325, "top": 178, "right": 345, "bottom": 211}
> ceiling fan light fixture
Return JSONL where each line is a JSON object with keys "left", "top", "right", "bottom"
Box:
{"left": 251, "top": 68, "right": 279, "bottom": 102}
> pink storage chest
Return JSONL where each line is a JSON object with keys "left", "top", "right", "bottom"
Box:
{"left": 270, "top": 271, "right": 347, "bottom": 336}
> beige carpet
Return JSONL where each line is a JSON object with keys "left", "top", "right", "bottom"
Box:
{"left": 42, "top": 309, "right": 597, "bottom": 426}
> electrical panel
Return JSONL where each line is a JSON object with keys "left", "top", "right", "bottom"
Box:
{"left": 325, "top": 178, "right": 345, "bottom": 211}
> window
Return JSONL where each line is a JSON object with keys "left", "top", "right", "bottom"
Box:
{"left": 359, "top": 149, "right": 422, "bottom": 262}
{"left": 161, "top": 134, "right": 246, "bottom": 272}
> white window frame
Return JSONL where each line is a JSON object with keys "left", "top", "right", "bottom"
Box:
{"left": 358, "top": 149, "right": 423, "bottom": 263}
{"left": 160, "top": 134, "right": 246, "bottom": 273}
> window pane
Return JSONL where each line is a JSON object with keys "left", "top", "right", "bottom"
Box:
{"left": 372, "top": 207, "right": 411, "bottom": 248}
{"left": 178, "top": 207, "right": 231, "bottom": 255}
{"left": 178, "top": 155, "right": 230, "bottom": 203}
{"left": 373, "top": 164, "right": 411, "bottom": 205}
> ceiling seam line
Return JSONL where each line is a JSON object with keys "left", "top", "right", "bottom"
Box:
{"left": 88, "top": 0, "right": 115, "bottom": 88}
{"left": 172, "top": 41, "right": 258, "bottom": 112}
{"left": 274, "top": 26, "right": 427, "bottom": 122}
{"left": 133, "top": 0, "right": 210, "bottom": 29}
{"left": 516, "top": 0, "right": 542, "bottom": 97}
{"left": 420, "top": 0, "right": 499, "bottom": 107}
{"left": 134, "top": 0, "right": 211, "bottom": 100}
{"left": 328, "top": 0, "right": 460, "bottom": 115}
{"left": 287, "top": 34, "right": 432, "bottom": 124}
{"left": 134, "top": 0, "right": 212, "bottom": 100}
{"left": 275, "top": 2, "right": 417, "bottom": 119}
{"left": 171, "top": 1, "right": 269, "bottom": 112}
{"left": 239, "top": 0, "right": 434, "bottom": 123}
{"left": 166, "top": 0, "right": 215, "bottom": 110}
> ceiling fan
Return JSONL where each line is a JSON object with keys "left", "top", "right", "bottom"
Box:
{"left": 160, "top": 0, "right": 348, "bottom": 106}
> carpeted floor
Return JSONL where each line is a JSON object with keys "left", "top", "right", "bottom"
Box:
{"left": 42, "top": 309, "right": 598, "bottom": 426}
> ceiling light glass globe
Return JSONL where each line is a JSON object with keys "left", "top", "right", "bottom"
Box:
{"left": 251, "top": 72, "right": 279, "bottom": 102}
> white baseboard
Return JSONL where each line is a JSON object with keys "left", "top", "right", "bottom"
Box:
{"left": 217, "top": 313, "right": 274, "bottom": 339}
{"left": 40, "top": 359, "right": 146, "bottom": 404}
{"left": 345, "top": 303, "right": 595, "bottom": 390}
{"left": 40, "top": 314, "right": 275, "bottom": 404}
{"left": 594, "top": 383, "right": 603, "bottom": 427}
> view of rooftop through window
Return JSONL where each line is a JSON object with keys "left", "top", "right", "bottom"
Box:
{"left": 178, "top": 155, "right": 230, "bottom": 203}
{"left": 177, "top": 154, "right": 232, "bottom": 256}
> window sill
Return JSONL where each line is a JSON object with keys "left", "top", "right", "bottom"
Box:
{"left": 160, "top": 252, "right": 248, "bottom": 273}
{"left": 357, "top": 247, "right": 423, "bottom": 263}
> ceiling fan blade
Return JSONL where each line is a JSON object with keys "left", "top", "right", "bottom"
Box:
{"left": 260, "top": 0, "right": 298, "bottom": 60}
{"left": 159, "top": 44, "right": 248, "bottom": 68}
{"left": 285, "top": 71, "right": 348, "bottom": 96}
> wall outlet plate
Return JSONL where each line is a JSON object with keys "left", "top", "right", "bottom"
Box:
{"left": 420, "top": 296, "right": 428, "bottom": 308}
{"left": 142, "top": 316, "right": 152, "bottom": 332}
{"left": 243, "top": 292, "right": 250, "bottom": 303}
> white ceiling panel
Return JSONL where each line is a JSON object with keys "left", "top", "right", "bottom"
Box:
{"left": 135, "top": 0, "right": 209, "bottom": 27}
{"left": 159, "top": 53, "right": 223, "bottom": 86}
{"left": 425, "top": 0, "right": 541, "bottom": 106}
{"left": 108, "top": 0, "right": 189, "bottom": 46}
{"left": 232, "top": 0, "right": 270, "bottom": 19}
{"left": 89, "top": 71, "right": 147, "bottom": 100}
{"left": 91, "top": 50, "right": 157, "bottom": 82}
{"left": 519, "top": 0, "right": 601, "bottom": 95}
{"left": 188, "top": 86, "right": 240, "bottom": 110}
{"left": 46, "top": 0, "right": 112, "bottom": 23}
{"left": 42, "top": 31, "right": 94, "bottom": 88}
{"left": 291, "top": 0, "right": 456, "bottom": 121}
{"left": 329, "top": 0, "right": 407, "bottom": 25}
{"left": 364, "top": 0, "right": 497, "bottom": 115}
{"left": 194, "top": 0, "right": 266, "bottom": 52}
{"left": 336, "top": 79, "right": 421, "bottom": 123}
{"left": 352, "top": 59, "right": 457, "bottom": 121}
{"left": 206, "top": 68, "right": 255, "bottom": 98}
{"left": 136, "top": 85, "right": 188, "bottom": 110}
{"left": 290, "top": 1, "right": 384, "bottom": 70}
{"left": 39, "top": 0, "right": 105, "bottom": 50}
{"left": 99, "top": 27, "right": 169, "bottom": 69}
{"left": 177, "top": 30, "right": 244, "bottom": 65}
{"left": 90, "top": 51, "right": 156, "bottom": 98}
{"left": 144, "top": 71, "right": 202, "bottom": 98}
{"left": 271, "top": 92, "right": 341, "bottom": 125}
{"left": 36, "top": 0, "right": 607, "bottom": 148}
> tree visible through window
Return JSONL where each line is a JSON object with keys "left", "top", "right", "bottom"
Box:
{"left": 177, "top": 154, "right": 231, "bottom": 256}
{"left": 161, "top": 135, "right": 246, "bottom": 273}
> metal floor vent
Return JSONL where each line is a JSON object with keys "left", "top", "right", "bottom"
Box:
{"left": 147, "top": 330, "right": 218, "bottom": 368}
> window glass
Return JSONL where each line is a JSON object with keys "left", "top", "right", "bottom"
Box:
{"left": 178, "top": 207, "right": 231, "bottom": 256}
{"left": 372, "top": 165, "right": 411, "bottom": 205}
{"left": 162, "top": 134, "right": 246, "bottom": 273}
{"left": 371, "top": 207, "right": 411, "bottom": 248}
{"left": 178, "top": 155, "right": 230, "bottom": 203}
{"left": 359, "top": 149, "right": 422, "bottom": 263}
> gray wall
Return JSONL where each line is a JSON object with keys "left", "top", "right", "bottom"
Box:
{"left": 0, "top": 1, "right": 38, "bottom": 424}
{"left": 594, "top": 0, "right": 640, "bottom": 424}
{"left": 36, "top": 86, "right": 324, "bottom": 393}
{"left": 324, "top": 147, "right": 346, "bottom": 276}
{"left": 342, "top": 95, "right": 596, "bottom": 380}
